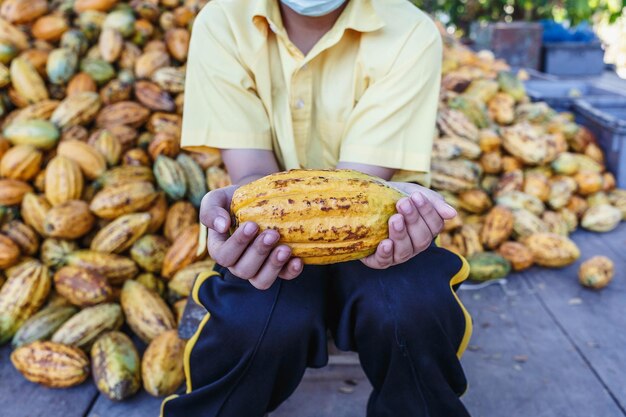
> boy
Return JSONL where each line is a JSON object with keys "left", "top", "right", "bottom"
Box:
{"left": 161, "top": 1, "right": 472, "bottom": 416}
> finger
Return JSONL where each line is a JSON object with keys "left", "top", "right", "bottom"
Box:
{"left": 419, "top": 190, "right": 457, "bottom": 219}
{"left": 388, "top": 214, "right": 413, "bottom": 263}
{"left": 249, "top": 245, "right": 292, "bottom": 290}
{"left": 411, "top": 193, "right": 445, "bottom": 237}
{"left": 200, "top": 189, "right": 232, "bottom": 234}
{"left": 230, "top": 229, "right": 281, "bottom": 279}
{"left": 361, "top": 239, "right": 394, "bottom": 269}
{"left": 398, "top": 196, "right": 433, "bottom": 253}
{"left": 209, "top": 221, "right": 258, "bottom": 267}
{"left": 278, "top": 257, "right": 303, "bottom": 280}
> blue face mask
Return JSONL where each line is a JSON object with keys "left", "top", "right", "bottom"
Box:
{"left": 280, "top": 0, "right": 346, "bottom": 17}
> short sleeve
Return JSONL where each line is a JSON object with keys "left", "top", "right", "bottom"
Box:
{"left": 180, "top": 5, "right": 272, "bottom": 154}
{"left": 339, "top": 20, "right": 442, "bottom": 178}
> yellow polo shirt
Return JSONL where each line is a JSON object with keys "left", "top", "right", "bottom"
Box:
{"left": 181, "top": 0, "right": 442, "bottom": 184}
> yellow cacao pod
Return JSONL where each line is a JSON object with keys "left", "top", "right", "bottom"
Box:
{"left": 0, "top": 259, "right": 51, "bottom": 343}
{"left": 99, "top": 27, "right": 123, "bottom": 63}
{"left": 51, "top": 302, "right": 123, "bottom": 349}
{"left": 90, "top": 129, "right": 122, "bottom": 166}
{"left": 53, "top": 266, "right": 113, "bottom": 307}
{"left": 3, "top": 119, "right": 60, "bottom": 150}
{"left": 168, "top": 259, "right": 215, "bottom": 298}
{"left": 579, "top": 256, "right": 614, "bottom": 290}
{"left": 165, "top": 28, "right": 189, "bottom": 61}
{"left": 574, "top": 171, "right": 604, "bottom": 196}
{"left": 130, "top": 234, "right": 169, "bottom": 273}
{"left": 161, "top": 224, "right": 205, "bottom": 278}
{"left": 96, "top": 100, "right": 150, "bottom": 128}
{"left": 40, "top": 238, "right": 78, "bottom": 269}
{"left": 523, "top": 233, "right": 580, "bottom": 268}
{"left": 164, "top": 200, "right": 197, "bottom": 242}
{"left": 135, "top": 272, "right": 165, "bottom": 297}
{"left": 67, "top": 72, "right": 97, "bottom": 96}
{"left": 142, "top": 330, "right": 185, "bottom": 397}
{"left": 90, "top": 212, "right": 151, "bottom": 254}
{"left": 0, "top": 144, "right": 42, "bottom": 181}
{"left": 89, "top": 181, "right": 157, "bottom": 219}
{"left": 0, "top": 178, "right": 33, "bottom": 205}
{"left": 0, "top": 0, "right": 47, "bottom": 24}
{"left": 231, "top": 170, "right": 406, "bottom": 265}
{"left": 206, "top": 166, "right": 231, "bottom": 190}
{"left": 31, "top": 15, "right": 68, "bottom": 42}
{"left": 1, "top": 220, "right": 39, "bottom": 256}
{"left": 11, "top": 341, "right": 90, "bottom": 388}
{"left": 148, "top": 132, "right": 179, "bottom": 159}
{"left": 21, "top": 192, "right": 51, "bottom": 235}
{"left": 580, "top": 204, "right": 622, "bottom": 233}
{"left": 43, "top": 200, "right": 95, "bottom": 239}
{"left": 0, "top": 16, "right": 29, "bottom": 50}
{"left": 98, "top": 165, "right": 154, "bottom": 187}
{"left": 480, "top": 206, "right": 514, "bottom": 249}
{"left": 452, "top": 225, "right": 483, "bottom": 258}
{"left": 458, "top": 189, "right": 492, "bottom": 214}
{"left": 45, "top": 155, "right": 84, "bottom": 206}
{"left": 135, "top": 49, "right": 170, "bottom": 79}
{"left": 10, "top": 56, "right": 49, "bottom": 104}
{"left": 57, "top": 139, "right": 107, "bottom": 180}
{"left": 497, "top": 241, "right": 534, "bottom": 271}
{"left": 0, "top": 233, "right": 20, "bottom": 268}
{"left": 146, "top": 192, "right": 167, "bottom": 233}
{"left": 134, "top": 80, "right": 175, "bottom": 112}
{"left": 65, "top": 250, "right": 138, "bottom": 285}
{"left": 11, "top": 305, "right": 77, "bottom": 348}
{"left": 121, "top": 279, "right": 175, "bottom": 343}
{"left": 91, "top": 331, "right": 141, "bottom": 401}
{"left": 50, "top": 91, "right": 102, "bottom": 129}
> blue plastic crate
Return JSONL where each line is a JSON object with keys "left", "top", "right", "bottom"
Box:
{"left": 525, "top": 80, "right": 624, "bottom": 112}
{"left": 542, "top": 41, "right": 605, "bottom": 77}
{"left": 573, "top": 97, "right": 626, "bottom": 188}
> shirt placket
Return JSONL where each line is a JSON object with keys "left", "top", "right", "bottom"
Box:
{"left": 290, "top": 61, "right": 313, "bottom": 166}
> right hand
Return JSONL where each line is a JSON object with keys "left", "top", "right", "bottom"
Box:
{"left": 199, "top": 185, "right": 304, "bottom": 290}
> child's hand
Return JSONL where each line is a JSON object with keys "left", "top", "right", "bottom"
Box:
{"left": 200, "top": 186, "right": 304, "bottom": 290}
{"left": 361, "top": 183, "right": 457, "bottom": 269}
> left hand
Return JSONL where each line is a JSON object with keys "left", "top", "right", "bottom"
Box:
{"left": 361, "top": 182, "right": 457, "bottom": 269}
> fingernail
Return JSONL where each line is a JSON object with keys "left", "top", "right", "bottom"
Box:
{"left": 399, "top": 199, "right": 412, "bottom": 214}
{"left": 292, "top": 259, "right": 302, "bottom": 270}
{"left": 393, "top": 217, "right": 404, "bottom": 232}
{"left": 444, "top": 204, "right": 457, "bottom": 216}
{"left": 383, "top": 242, "right": 392, "bottom": 254}
{"left": 263, "top": 232, "right": 279, "bottom": 245}
{"left": 243, "top": 222, "right": 257, "bottom": 236}
{"left": 411, "top": 192, "right": 425, "bottom": 207}
{"left": 277, "top": 250, "right": 289, "bottom": 262}
{"left": 214, "top": 217, "right": 226, "bottom": 232}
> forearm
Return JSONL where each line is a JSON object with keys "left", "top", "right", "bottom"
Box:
{"left": 336, "top": 161, "right": 397, "bottom": 181}
{"left": 221, "top": 149, "right": 281, "bottom": 185}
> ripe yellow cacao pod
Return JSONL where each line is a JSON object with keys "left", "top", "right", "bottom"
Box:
{"left": 580, "top": 204, "right": 622, "bottom": 233}
{"left": 121, "top": 279, "right": 175, "bottom": 343}
{"left": 45, "top": 155, "right": 84, "bottom": 206}
{"left": 43, "top": 200, "right": 95, "bottom": 239}
{"left": 57, "top": 139, "right": 107, "bottom": 180}
{"left": 574, "top": 171, "right": 603, "bottom": 196}
{"left": 91, "top": 331, "right": 141, "bottom": 401}
{"left": 164, "top": 200, "right": 197, "bottom": 242}
{"left": 146, "top": 192, "right": 167, "bottom": 233}
{"left": 542, "top": 210, "right": 570, "bottom": 236}
{"left": 495, "top": 191, "right": 545, "bottom": 216}
{"left": 231, "top": 170, "right": 406, "bottom": 265}
{"left": 206, "top": 166, "right": 231, "bottom": 190}
{"left": 164, "top": 28, "right": 189, "bottom": 61}
{"left": 52, "top": 302, "right": 123, "bottom": 349}
{"left": 168, "top": 259, "right": 215, "bottom": 299}
{"left": 142, "top": 329, "right": 185, "bottom": 397}
{"left": 579, "top": 256, "right": 614, "bottom": 290}
{"left": 458, "top": 189, "right": 492, "bottom": 214}
{"left": 0, "top": 144, "right": 42, "bottom": 181}
{"left": 0, "top": 178, "right": 33, "bottom": 205}
{"left": 65, "top": 250, "right": 138, "bottom": 285}
{"left": 0, "top": 0, "right": 47, "bottom": 24}
{"left": 523, "top": 233, "right": 580, "bottom": 268}
{"left": 0, "top": 16, "right": 29, "bottom": 50}
{"left": 135, "top": 49, "right": 170, "bottom": 78}
{"left": 523, "top": 172, "right": 550, "bottom": 202}
{"left": 53, "top": 266, "right": 113, "bottom": 307}
{"left": 40, "top": 238, "right": 78, "bottom": 269}
{"left": 90, "top": 212, "right": 151, "bottom": 254}
{"left": 89, "top": 181, "right": 157, "bottom": 219}
{"left": 1, "top": 220, "right": 39, "bottom": 255}
{"left": 497, "top": 241, "right": 534, "bottom": 271}
{"left": 480, "top": 205, "right": 514, "bottom": 249}
{"left": 512, "top": 209, "right": 548, "bottom": 239}
{"left": 20, "top": 193, "right": 50, "bottom": 236}
{"left": 9, "top": 56, "right": 49, "bottom": 104}
{"left": 11, "top": 341, "right": 90, "bottom": 388}
{"left": 0, "top": 233, "right": 20, "bottom": 268}
{"left": 98, "top": 165, "right": 154, "bottom": 187}
{"left": 148, "top": 132, "right": 179, "bottom": 159}
{"left": 162, "top": 224, "right": 205, "bottom": 278}
{"left": 96, "top": 100, "right": 150, "bottom": 128}
{"left": 130, "top": 234, "right": 169, "bottom": 273}
{"left": 135, "top": 272, "right": 165, "bottom": 297}
{"left": 0, "top": 259, "right": 51, "bottom": 343}
{"left": 50, "top": 91, "right": 102, "bottom": 129}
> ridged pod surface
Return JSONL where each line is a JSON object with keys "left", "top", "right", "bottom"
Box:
{"left": 161, "top": 224, "right": 204, "bottom": 278}
{"left": 468, "top": 252, "right": 511, "bottom": 281}
{"left": 11, "top": 341, "right": 90, "bottom": 388}
{"left": 176, "top": 153, "right": 206, "bottom": 208}
{"left": 98, "top": 165, "right": 154, "bottom": 187}
{"left": 142, "top": 330, "right": 185, "bottom": 397}
{"left": 0, "top": 234, "right": 20, "bottom": 268}
{"left": 120, "top": 279, "right": 174, "bottom": 343}
{"left": 231, "top": 170, "right": 406, "bottom": 265}
{"left": 9, "top": 56, "right": 48, "bottom": 104}
{"left": 168, "top": 259, "right": 215, "bottom": 298}
{"left": 581, "top": 204, "right": 622, "bottom": 232}
{"left": 43, "top": 200, "right": 94, "bottom": 239}
{"left": 0, "top": 259, "right": 51, "bottom": 343}
{"left": 65, "top": 250, "right": 138, "bottom": 285}
{"left": 154, "top": 155, "right": 186, "bottom": 200}
{"left": 163, "top": 200, "right": 196, "bottom": 242}
{"left": 480, "top": 206, "right": 514, "bottom": 249}
{"left": 51, "top": 303, "right": 123, "bottom": 349}
{"left": 45, "top": 155, "right": 84, "bottom": 206}
{"left": 523, "top": 233, "right": 580, "bottom": 268}
{"left": 90, "top": 213, "right": 151, "bottom": 254}
{"left": 1, "top": 220, "right": 40, "bottom": 255}
{"left": 0, "top": 178, "right": 32, "bottom": 205}
{"left": 53, "top": 266, "right": 113, "bottom": 307}
{"left": 130, "top": 234, "right": 169, "bottom": 273}
{"left": 579, "top": 256, "right": 614, "bottom": 289}
{"left": 12, "top": 305, "right": 77, "bottom": 348}
{"left": 91, "top": 331, "right": 141, "bottom": 401}
{"left": 497, "top": 241, "right": 534, "bottom": 271}
{"left": 0, "top": 144, "right": 42, "bottom": 180}
{"left": 89, "top": 181, "right": 157, "bottom": 219}
{"left": 3, "top": 119, "right": 59, "bottom": 149}
{"left": 57, "top": 140, "right": 107, "bottom": 180}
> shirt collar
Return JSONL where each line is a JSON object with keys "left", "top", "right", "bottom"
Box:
{"left": 252, "top": 0, "right": 385, "bottom": 37}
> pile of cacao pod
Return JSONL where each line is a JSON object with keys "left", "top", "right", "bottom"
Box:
{"left": 0, "top": 0, "right": 233, "bottom": 400}
{"left": 0, "top": 0, "right": 624, "bottom": 401}
{"left": 433, "top": 30, "right": 625, "bottom": 282}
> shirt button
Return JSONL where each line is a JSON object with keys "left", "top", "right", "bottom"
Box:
{"left": 295, "top": 99, "right": 305, "bottom": 109}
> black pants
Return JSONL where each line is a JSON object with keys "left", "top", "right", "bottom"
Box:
{"left": 161, "top": 244, "right": 472, "bottom": 417}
